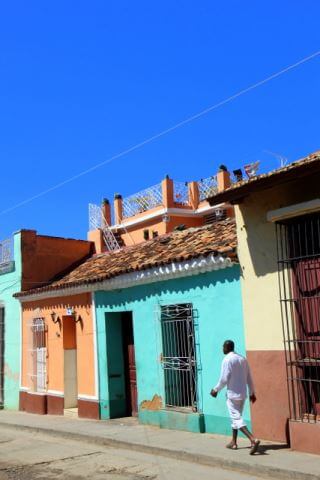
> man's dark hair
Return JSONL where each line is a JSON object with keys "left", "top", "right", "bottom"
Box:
{"left": 224, "top": 340, "right": 235, "bottom": 351}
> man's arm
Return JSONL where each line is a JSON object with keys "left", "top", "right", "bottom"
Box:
{"left": 211, "top": 358, "right": 230, "bottom": 397}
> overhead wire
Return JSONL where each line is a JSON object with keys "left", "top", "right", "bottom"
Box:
{"left": 0, "top": 49, "right": 319, "bottom": 217}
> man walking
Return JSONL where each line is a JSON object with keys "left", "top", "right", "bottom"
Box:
{"left": 210, "top": 340, "right": 260, "bottom": 454}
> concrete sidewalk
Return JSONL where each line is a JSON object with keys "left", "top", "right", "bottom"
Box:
{"left": 0, "top": 411, "right": 319, "bottom": 480}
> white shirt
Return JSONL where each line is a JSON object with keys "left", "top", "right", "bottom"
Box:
{"left": 214, "top": 352, "right": 254, "bottom": 400}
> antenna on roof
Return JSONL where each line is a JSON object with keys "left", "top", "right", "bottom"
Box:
{"left": 244, "top": 161, "right": 260, "bottom": 178}
{"left": 264, "top": 150, "right": 288, "bottom": 168}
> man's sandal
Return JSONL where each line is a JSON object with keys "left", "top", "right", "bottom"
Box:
{"left": 249, "top": 439, "right": 260, "bottom": 455}
{"left": 226, "top": 442, "right": 238, "bottom": 450}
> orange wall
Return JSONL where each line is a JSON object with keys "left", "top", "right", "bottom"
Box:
{"left": 120, "top": 214, "right": 205, "bottom": 246}
{"left": 166, "top": 215, "right": 204, "bottom": 232}
{"left": 21, "top": 230, "right": 93, "bottom": 291}
{"left": 21, "top": 293, "right": 96, "bottom": 398}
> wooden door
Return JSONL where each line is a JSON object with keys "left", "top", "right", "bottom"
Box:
{"left": 122, "top": 314, "right": 138, "bottom": 416}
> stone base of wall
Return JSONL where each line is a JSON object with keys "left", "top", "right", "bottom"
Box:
{"left": 139, "top": 408, "right": 204, "bottom": 433}
{"left": 289, "top": 420, "right": 320, "bottom": 454}
{"left": 203, "top": 414, "right": 252, "bottom": 436}
{"left": 78, "top": 399, "right": 100, "bottom": 420}
{"left": 19, "top": 391, "right": 47, "bottom": 415}
{"left": 47, "top": 395, "right": 64, "bottom": 415}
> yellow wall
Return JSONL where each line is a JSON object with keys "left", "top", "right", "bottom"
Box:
{"left": 236, "top": 172, "right": 320, "bottom": 351}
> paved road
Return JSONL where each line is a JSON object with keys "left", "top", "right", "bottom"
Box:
{"left": 0, "top": 426, "right": 268, "bottom": 480}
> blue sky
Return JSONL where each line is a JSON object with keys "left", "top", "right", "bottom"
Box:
{"left": 0, "top": 1, "right": 319, "bottom": 240}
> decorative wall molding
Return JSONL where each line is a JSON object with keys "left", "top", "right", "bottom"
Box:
{"left": 18, "top": 254, "right": 233, "bottom": 302}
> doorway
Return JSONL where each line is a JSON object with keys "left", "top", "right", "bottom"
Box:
{"left": 122, "top": 312, "right": 137, "bottom": 416}
{"left": 106, "top": 311, "right": 137, "bottom": 418}
{"left": 63, "top": 316, "right": 78, "bottom": 411}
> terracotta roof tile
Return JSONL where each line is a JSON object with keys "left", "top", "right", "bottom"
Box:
{"left": 16, "top": 218, "right": 237, "bottom": 297}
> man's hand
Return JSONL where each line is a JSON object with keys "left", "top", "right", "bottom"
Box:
{"left": 210, "top": 389, "right": 218, "bottom": 398}
{"left": 250, "top": 393, "right": 257, "bottom": 403}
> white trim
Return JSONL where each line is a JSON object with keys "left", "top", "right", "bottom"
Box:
{"left": 111, "top": 204, "right": 226, "bottom": 229}
{"left": 195, "top": 203, "right": 226, "bottom": 214}
{"left": 20, "top": 386, "right": 29, "bottom": 392}
{"left": 91, "top": 294, "right": 99, "bottom": 399}
{"left": 18, "top": 254, "right": 233, "bottom": 302}
{"left": 267, "top": 199, "right": 320, "bottom": 223}
{"left": 47, "top": 389, "right": 64, "bottom": 397}
{"left": 78, "top": 394, "right": 98, "bottom": 401}
{"left": 24, "top": 391, "right": 47, "bottom": 396}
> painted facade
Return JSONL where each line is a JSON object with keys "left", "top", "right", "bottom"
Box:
{"left": 19, "top": 293, "right": 99, "bottom": 418}
{"left": 208, "top": 154, "right": 320, "bottom": 454}
{"left": 16, "top": 219, "right": 251, "bottom": 435}
{"left": 0, "top": 232, "right": 22, "bottom": 409}
{"left": 4, "top": 230, "right": 93, "bottom": 416}
{"left": 95, "top": 266, "right": 250, "bottom": 434}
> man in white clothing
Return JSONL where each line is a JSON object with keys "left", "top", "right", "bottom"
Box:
{"left": 210, "top": 340, "right": 260, "bottom": 454}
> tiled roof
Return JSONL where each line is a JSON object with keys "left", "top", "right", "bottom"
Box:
{"left": 16, "top": 218, "right": 237, "bottom": 297}
{"left": 208, "top": 150, "right": 320, "bottom": 205}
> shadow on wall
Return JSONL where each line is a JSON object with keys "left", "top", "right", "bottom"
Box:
{"left": 95, "top": 266, "right": 240, "bottom": 309}
{"left": 241, "top": 173, "right": 320, "bottom": 278}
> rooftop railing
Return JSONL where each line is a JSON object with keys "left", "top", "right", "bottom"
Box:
{"left": 173, "top": 181, "right": 189, "bottom": 206}
{"left": 89, "top": 169, "right": 233, "bottom": 228}
{"left": 198, "top": 176, "right": 218, "bottom": 201}
{"left": 122, "top": 182, "right": 163, "bottom": 219}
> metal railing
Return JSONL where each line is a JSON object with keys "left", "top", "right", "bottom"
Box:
{"left": 122, "top": 183, "right": 163, "bottom": 219}
{"left": 173, "top": 182, "right": 189, "bottom": 206}
{"left": 160, "top": 303, "right": 198, "bottom": 411}
{"left": 276, "top": 213, "right": 320, "bottom": 423}
{"left": 198, "top": 176, "right": 218, "bottom": 201}
{"left": 0, "top": 238, "right": 13, "bottom": 265}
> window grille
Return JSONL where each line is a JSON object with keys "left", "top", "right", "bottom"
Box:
{"left": 160, "top": 303, "right": 197, "bottom": 411}
{"left": 0, "top": 307, "right": 4, "bottom": 407}
{"left": 27, "top": 318, "right": 47, "bottom": 393}
{"left": 276, "top": 213, "right": 320, "bottom": 422}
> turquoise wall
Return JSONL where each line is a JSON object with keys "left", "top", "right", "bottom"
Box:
{"left": 95, "top": 265, "right": 251, "bottom": 435}
{"left": 0, "top": 232, "right": 22, "bottom": 409}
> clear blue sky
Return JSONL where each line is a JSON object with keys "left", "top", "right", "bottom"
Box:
{"left": 0, "top": 1, "right": 319, "bottom": 240}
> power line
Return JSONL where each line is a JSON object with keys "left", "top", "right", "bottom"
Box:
{"left": 1, "top": 49, "right": 319, "bottom": 217}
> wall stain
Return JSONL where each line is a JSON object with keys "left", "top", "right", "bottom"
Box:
{"left": 140, "top": 394, "right": 162, "bottom": 411}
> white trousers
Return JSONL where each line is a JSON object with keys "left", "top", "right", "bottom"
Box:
{"left": 226, "top": 398, "right": 246, "bottom": 430}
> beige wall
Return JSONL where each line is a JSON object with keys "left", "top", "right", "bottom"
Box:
{"left": 236, "top": 172, "right": 320, "bottom": 351}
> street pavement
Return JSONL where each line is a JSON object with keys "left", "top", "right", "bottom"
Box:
{"left": 0, "top": 426, "right": 271, "bottom": 480}
{"left": 0, "top": 411, "right": 319, "bottom": 480}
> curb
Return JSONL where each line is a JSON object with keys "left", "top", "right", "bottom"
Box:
{"left": 0, "top": 421, "right": 319, "bottom": 480}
